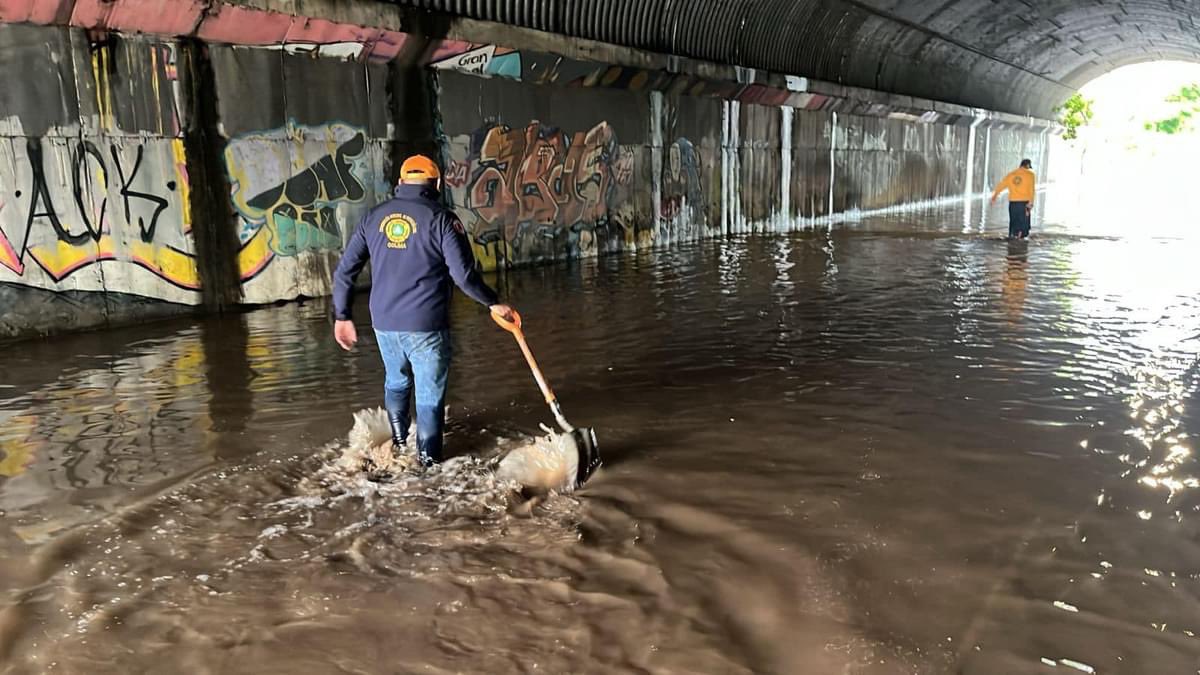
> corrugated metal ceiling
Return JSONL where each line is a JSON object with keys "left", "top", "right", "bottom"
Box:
{"left": 392, "top": 0, "right": 1200, "bottom": 117}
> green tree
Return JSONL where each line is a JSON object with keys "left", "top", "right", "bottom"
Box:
{"left": 1145, "top": 83, "right": 1200, "bottom": 134}
{"left": 1053, "top": 93, "right": 1094, "bottom": 140}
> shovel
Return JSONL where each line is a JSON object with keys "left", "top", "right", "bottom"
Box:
{"left": 492, "top": 309, "right": 601, "bottom": 487}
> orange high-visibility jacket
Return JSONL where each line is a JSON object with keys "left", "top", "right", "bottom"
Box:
{"left": 992, "top": 167, "right": 1036, "bottom": 203}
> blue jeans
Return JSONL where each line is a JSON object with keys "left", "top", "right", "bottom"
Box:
{"left": 374, "top": 330, "right": 451, "bottom": 464}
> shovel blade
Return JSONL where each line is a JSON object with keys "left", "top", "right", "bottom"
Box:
{"left": 570, "top": 427, "right": 600, "bottom": 488}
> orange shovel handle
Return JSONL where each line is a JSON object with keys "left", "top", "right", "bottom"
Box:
{"left": 492, "top": 309, "right": 557, "bottom": 405}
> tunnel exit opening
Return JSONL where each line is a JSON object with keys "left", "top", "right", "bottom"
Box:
{"left": 1046, "top": 61, "right": 1200, "bottom": 238}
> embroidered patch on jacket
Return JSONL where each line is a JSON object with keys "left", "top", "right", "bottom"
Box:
{"left": 381, "top": 214, "right": 416, "bottom": 249}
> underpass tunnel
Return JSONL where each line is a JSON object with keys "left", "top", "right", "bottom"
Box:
{"left": 2, "top": 0, "right": 1198, "bottom": 339}
{"left": 385, "top": 0, "right": 1200, "bottom": 118}
{"left": 3, "top": 2, "right": 1200, "bottom": 673}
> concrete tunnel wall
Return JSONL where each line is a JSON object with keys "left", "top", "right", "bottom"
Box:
{"left": 0, "top": 7, "right": 1052, "bottom": 340}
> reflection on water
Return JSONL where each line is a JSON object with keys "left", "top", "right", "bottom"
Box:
{"left": 2, "top": 204, "right": 1200, "bottom": 672}
{"left": 1001, "top": 241, "right": 1029, "bottom": 323}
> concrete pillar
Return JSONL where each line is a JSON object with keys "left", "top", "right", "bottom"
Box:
{"left": 178, "top": 38, "right": 242, "bottom": 312}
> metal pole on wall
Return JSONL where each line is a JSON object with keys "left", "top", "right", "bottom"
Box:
{"left": 963, "top": 110, "right": 987, "bottom": 231}
{"left": 828, "top": 111, "right": 838, "bottom": 222}
{"left": 780, "top": 105, "right": 793, "bottom": 231}
{"left": 722, "top": 100, "right": 742, "bottom": 235}
{"left": 980, "top": 126, "right": 992, "bottom": 231}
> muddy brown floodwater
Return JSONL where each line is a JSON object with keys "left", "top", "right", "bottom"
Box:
{"left": 2, "top": 206, "right": 1200, "bottom": 674}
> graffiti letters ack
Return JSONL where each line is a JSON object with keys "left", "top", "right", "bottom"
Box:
{"left": 225, "top": 122, "right": 368, "bottom": 258}
{"left": 0, "top": 136, "right": 191, "bottom": 287}
{"left": 112, "top": 144, "right": 171, "bottom": 243}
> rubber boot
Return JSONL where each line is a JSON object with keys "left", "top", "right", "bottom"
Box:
{"left": 388, "top": 410, "right": 408, "bottom": 458}
{"left": 417, "top": 432, "right": 446, "bottom": 466}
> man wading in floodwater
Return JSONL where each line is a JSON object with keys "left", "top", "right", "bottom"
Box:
{"left": 332, "top": 155, "right": 515, "bottom": 469}
{"left": 991, "top": 158, "right": 1037, "bottom": 239}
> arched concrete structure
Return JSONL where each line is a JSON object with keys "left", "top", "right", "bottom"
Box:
{"left": 394, "top": 0, "right": 1200, "bottom": 117}
{"left": 0, "top": 0, "right": 1065, "bottom": 338}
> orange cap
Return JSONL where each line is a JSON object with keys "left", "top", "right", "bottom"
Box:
{"left": 400, "top": 154, "right": 440, "bottom": 181}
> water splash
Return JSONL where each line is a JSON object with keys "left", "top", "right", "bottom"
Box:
{"left": 312, "top": 407, "right": 581, "bottom": 497}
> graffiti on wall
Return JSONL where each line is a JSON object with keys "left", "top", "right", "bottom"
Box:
{"left": 0, "top": 133, "right": 284, "bottom": 295}
{"left": 0, "top": 33, "right": 288, "bottom": 303}
{"left": 431, "top": 43, "right": 522, "bottom": 78}
{"left": 0, "top": 135, "right": 198, "bottom": 289}
{"left": 224, "top": 121, "right": 369, "bottom": 259}
{"left": 661, "top": 138, "right": 703, "bottom": 220}
{"left": 426, "top": 44, "right": 834, "bottom": 114}
{"left": 444, "top": 120, "right": 636, "bottom": 266}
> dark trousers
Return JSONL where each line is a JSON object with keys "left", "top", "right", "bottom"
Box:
{"left": 1008, "top": 201, "right": 1031, "bottom": 238}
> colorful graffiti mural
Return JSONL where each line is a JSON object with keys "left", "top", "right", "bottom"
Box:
{"left": 443, "top": 120, "right": 636, "bottom": 267}
{"left": 224, "top": 121, "right": 368, "bottom": 259}
{"left": 430, "top": 43, "right": 521, "bottom": 78}
{"left": 0, "top": 33, "right": 286, "bottom": 303}
{"left": 0, "top": 8, "right": 1053, "bottom": 341}
{"left": 0, "top": 133, "right": 282, "bottom": 295}
{"left": 0, "top": 28, "right": 396, "bottom": 328}
{"left": 661, "top": 138, "right": 703, "bottom": 220}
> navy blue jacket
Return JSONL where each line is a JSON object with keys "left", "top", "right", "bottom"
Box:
{"left": 332, "top": 184, "right": 498, "bottom": 332}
